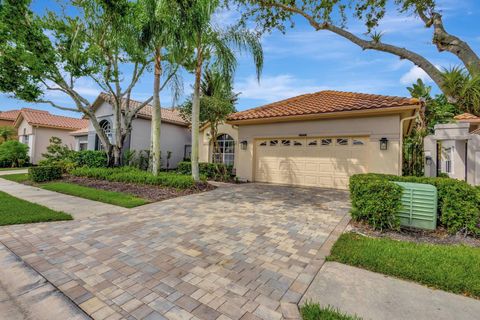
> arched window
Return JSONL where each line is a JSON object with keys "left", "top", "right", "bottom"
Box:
{"left": 213, "top": 134, "right": 235, "bottom": 166}
{"left": 95, "top": 119, "right": 112, "bottom": 150}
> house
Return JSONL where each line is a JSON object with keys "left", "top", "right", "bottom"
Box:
{"left": 424, "top": 113, "right": 480, "bottom": 186}
{"left": 199, "top": 90, "right": 420, "bottom": 189}
{"left": 0, "top": 109, "right": 20, "bottom": 141}
{"left": 14, "top": 108, "right": 88, "bottom": 164}
{"left": 73, "top": 93, "right": 191, "bottom": 168}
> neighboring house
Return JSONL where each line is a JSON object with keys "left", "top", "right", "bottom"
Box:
{"left": 73, "top": 93, "right": 190, "bottom": 168}
{"left": 204, "top": 90, "right": 420, "bottom": 190}
{"left": 14, "top": 108, "right": 88, "bottom": 164}
{"left": 0, "top": 109, "right": 20, "bottom": 141}
{"left": 424, "top": 113, "right": 480, "bottom": 186}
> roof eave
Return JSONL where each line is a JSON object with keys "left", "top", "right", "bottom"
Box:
{"left": 226, "top": 104, "right": 421, "bottom": 125}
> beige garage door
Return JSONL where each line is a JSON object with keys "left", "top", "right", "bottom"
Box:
{"left": 255, "top": 136, "right": 369, "bottom": 189}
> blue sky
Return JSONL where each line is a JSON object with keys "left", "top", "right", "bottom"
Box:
{"left": 1, "top": 0, "right": 479, "bottom": 118}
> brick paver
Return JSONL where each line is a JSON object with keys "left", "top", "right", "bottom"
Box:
{"left": 0, "top": 184, "right": 350, "bottom": 319}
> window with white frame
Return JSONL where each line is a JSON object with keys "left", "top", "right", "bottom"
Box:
{"left": 212, "top": 134, "right": 235, "bottom": 166}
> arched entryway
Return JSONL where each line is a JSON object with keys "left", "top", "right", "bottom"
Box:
{"left": 212, "top": 134, "right": 235, "bottom": 166}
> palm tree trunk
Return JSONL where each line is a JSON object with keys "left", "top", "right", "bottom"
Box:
{"left": 191, "top": 39, "right": 203, "bottom": 181}
{"left": 150, "top": 47, "right": 162, "bottom": 175}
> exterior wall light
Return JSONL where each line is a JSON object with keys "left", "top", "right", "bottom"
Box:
{"left": 425, "top": 155, "right": 432, "bottom": 166}
{"left": 379, "top": 137, "right": 389, "bottom": 150}
{"left": 240, "top": 140, "right": 248, "bottom": 150}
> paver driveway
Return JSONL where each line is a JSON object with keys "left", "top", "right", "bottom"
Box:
{"left": 0, "top": 184, "right": 350, "bottom": 320}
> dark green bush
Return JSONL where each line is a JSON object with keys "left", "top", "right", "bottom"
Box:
{"left": 71, "top": 150, "right": 107, "bottom": 168}
{"left": 177, "top": 161, "right": 233, "bottom": 180}
{"left": 29, "top": 166, "right": 62, "bottom": 182}
{"left": 349, "top": 174, "right": 403, "bottom": 231}
{"left": 70, "top": 166, "right": 195, "bottom": 189}
{"left": 351, "top": 173, "right": 480, "bottom": 235}
{"left": 0, "top": 141, "right": 29, "bottom": 168}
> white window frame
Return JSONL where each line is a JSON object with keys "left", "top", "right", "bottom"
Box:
{"left": 213, "top": 134, "right": 235, "bottom": 166}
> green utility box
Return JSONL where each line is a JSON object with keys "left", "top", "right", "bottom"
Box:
{"left": 394, "top": 181, "right": 437, "bottom": 230}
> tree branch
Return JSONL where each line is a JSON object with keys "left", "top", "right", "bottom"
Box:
{"left": 417, "top": 8, "right": 480, "bottom": 75}
{"left": 260, "top": 1, "right": 446, "bottom": 90}
{"left": 37, "top": 99, "right": 79, "bottom": 112}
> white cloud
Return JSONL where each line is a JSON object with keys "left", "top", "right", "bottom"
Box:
{"left": 235, "top": 74, "right": 325, "bottom": 102}
{"left": 400, "top": 66, "right": 432, "bottom": 85}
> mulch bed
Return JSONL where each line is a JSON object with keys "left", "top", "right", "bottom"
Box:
{"left": 348, "top": 221, "right": 480, "bottom": 247}
{"left": 61, "top": 175, "right": 216, "bottom": 202}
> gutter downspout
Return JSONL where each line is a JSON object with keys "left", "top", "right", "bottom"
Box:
{"left": 399, "top": 108, "right": 421, "bottom": 176}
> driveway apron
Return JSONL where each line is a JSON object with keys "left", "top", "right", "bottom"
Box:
{"left": 0, "top": 184, "right": 350, "bottom": 320}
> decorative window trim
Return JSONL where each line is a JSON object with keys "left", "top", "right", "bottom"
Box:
{"left": 352, "top": 139, "right": 365, "bottom": 146}
{"left": 259, "top": 141, "right": 267, "bottom": 146}
{"left": 269, "top": 140, "right": 278, "bottom": 146}
{"left": 336, "top": 138, "right": 349, "bottom": 146}
{"left": 293, "top": 140, "right": 303, "bottom": 146}
{"left": 321, "top": 138, "right": 332, "bottom": 146}
{"left": 308, "top": 140, "right": 318, "bottom": 146}
{"left": 281, "top": 139, "right": 291, "bottom": 146}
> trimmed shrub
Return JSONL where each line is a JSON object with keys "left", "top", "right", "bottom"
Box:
{"left": 177, "top": 161, "right": 233, "bottom": 180}
{"left": 0, "top": 140, "right": 29, "bottom": 168}
{"left": 29, "top": 166, "right": 62, "bottom": 183}
{"left": 71, "top": 150, "right": 107, "bottom": 168}
{"left": 349, "top": 174, "right": 403, "bottom": 231}
{"left": 70, "top": 166, "right": 195, "bottom": 189}
{"left": 351, "top": 173, "right": 480, "bottom": 235}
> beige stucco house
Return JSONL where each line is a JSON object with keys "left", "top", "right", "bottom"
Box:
{"left": 73, "top": 93, "right": 191, "bottom": 168}
{"left": 200, "top": 90, "right": 420, "bottom": 189}
{"left": 14, "top": 108, "right": 88, "bottom": 164}
{"left": 424, "top": 113, "right": 480, "bottom": 186}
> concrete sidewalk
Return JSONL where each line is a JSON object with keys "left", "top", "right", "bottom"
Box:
{"left": 301, "top": 262, "right": 480, "bottom": 320}
{"left": 0, "top": 169, "right": 28, "bottom": 176}
{"left": 0, "top": 243, "right": 90, "bottom": 320}
{"left": 0, "top": 178, "right": 126, "bottom": 219}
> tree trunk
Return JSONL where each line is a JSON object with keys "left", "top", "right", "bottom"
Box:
{"left": 150, "top": 48, "right": 162, "bottom": 175}
{"left": 191, "top": 39, "right": 203, "bottom": 181}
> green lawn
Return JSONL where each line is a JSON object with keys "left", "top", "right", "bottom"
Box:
{"left": 0, "top": 191, "right": 72, "bottom": 226}
{"left": 301, "top": 303, "right": 361, "bottom": 320}
{"left": 41, "top": 182, "right": 149, "bottom": 208}
{"left": 328, "top": 233, "right": 480, "bottom": 298}
{"left": 1, "top": 173, "right": 29, "bottom": 183}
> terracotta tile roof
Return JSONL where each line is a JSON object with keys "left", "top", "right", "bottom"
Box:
{"left": 70, "top": 126, "right": 89, "bottom": 136}
{"left": 228, "top": 90, "right": 420, "bottom": 122}
{"left": 98, "top": 93, "right": 188, "bottom": 126}
{"left": 0, "top": 109, "right": 20, "bottom": 121}
{"left": 454, "top": 113, "right": 480, "bottom": 123}
{"left": 14, "top": 108, "right": 88, "bottom": 130}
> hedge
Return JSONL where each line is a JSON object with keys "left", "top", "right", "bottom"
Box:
{"left": 70, "top": 166, "right": 195, "bottom": 189}
{"left": 29, "top": 166, "right": 62, "bottom": 183}
{"left": 177, "top": 161, "right": 233, "bottom": 180}
{"left": 71, "top": 150, "right": 107, "bottom": 168}
{"left": 350, "top": 174, "right": 480, "bottom": 235}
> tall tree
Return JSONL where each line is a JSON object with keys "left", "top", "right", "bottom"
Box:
{"left": 138, "top": 0, "right": 185, "bottom": 175}
{"left": 179, "top": 67, "right": 238, "bottom": 163}
{"left": 181, "top": 0, "right": 263, "bottom": 180}
{"left": 0, "top": 0, "right": 153, "bottom": 166}
{"left": 235, "top": 0, "right": 480, "bottom": 106}
{"left": 0, "top": 126, "right": 15, "bottom": 143}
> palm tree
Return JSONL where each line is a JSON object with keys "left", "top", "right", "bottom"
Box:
{"left": 138, "top": 0, "right": 185, "bottom": 175}
{"left": 181, "top": 0, "right": 263, "bottom": 181}
{"left": 442, "top": 67, "right": 480, "bottom": 116}
{"left": 0, "top": 126, "right": 15, "bottom": 143}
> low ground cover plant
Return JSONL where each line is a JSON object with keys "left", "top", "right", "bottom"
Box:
{"left": 328, "top": 233, "right": 480, "bottom": 298}
{"left": 1, "top": 173, "right": 29, "bottom": 183}
{"left": 71, "top": 166, "right": 195, "bottom": 189}
{"left": 0, "top": 191, "right": 72, "bottom": 225}
{"left": 350, "top": 173, "right": 480, "bottom": 235}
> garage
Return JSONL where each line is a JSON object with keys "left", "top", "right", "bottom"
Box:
{"left": 255, "top": 136, "right": 369, "bottom": 189}
{"left": 226, "top": 90, "right": 421, "bottom": 189}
